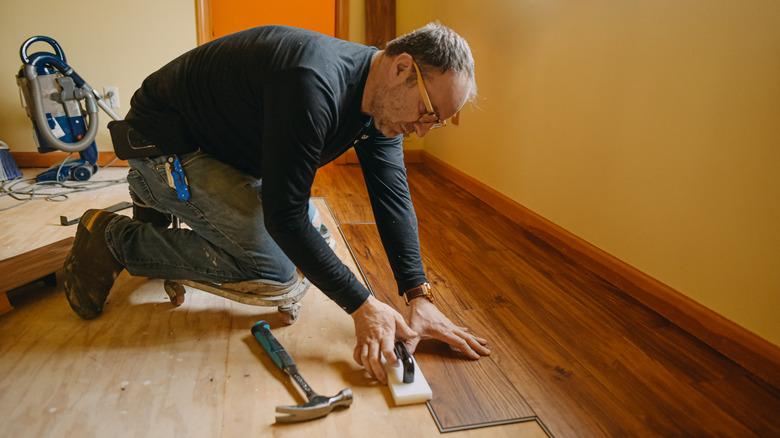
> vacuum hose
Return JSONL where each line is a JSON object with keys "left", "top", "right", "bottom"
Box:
{"left": 23, "top": 63, "right": 99, "bottom": 153}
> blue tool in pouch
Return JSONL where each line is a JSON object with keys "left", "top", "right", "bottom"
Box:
{"left": 166, "top": 155, "right": 190, "bottom": 201}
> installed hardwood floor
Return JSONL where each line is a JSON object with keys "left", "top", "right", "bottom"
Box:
{"left": 313, "top": 163, "right": 780, "bottom": 437}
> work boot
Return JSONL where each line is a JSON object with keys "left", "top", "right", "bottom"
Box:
{"left": 63, "top": 209, "right": 124, "bottom": 319}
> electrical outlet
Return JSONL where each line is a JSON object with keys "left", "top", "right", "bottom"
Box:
{"left": 103, "top": 86, "right": 120, "bottom": 109}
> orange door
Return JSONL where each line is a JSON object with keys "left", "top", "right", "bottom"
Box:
{"left": 211, "top": 0, "right": 336, "bottom": 39}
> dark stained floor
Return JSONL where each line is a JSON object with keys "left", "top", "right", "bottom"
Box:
{"left": 313, "top": 163, "right": 780, "bottom": 437}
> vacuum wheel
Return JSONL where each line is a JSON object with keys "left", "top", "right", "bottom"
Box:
{"left": 164, "top": 280, "right": 186, "bottom": 306}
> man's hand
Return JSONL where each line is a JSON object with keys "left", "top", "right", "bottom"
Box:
{"left": 351, "top": 296, "right": 418, "bottom": 384}
{"left": 405, "top": 298, "right": 491, "bottom": 359}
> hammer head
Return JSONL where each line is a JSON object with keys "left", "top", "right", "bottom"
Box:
{"left": 275, "top": 388, "right": 353, "bottom": 423}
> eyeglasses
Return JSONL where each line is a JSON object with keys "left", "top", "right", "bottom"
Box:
{"left": 412, "top": 60, "right": 450, "bottom": 130}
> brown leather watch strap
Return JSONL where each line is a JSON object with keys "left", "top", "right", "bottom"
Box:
{"left": 403, "top": 282, "right": 433, "bottom": 305}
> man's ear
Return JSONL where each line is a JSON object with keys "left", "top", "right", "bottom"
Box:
{"left": 388, "top": 53, "right": 414, "bottom": 85}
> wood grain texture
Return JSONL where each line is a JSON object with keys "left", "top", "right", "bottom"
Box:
{"left": 313, "top": 163, "right": 375, "bottom": 224}
{"left": 342, "top": 224, "right": 538, "bottom": 432}
{"left": 325, "top": 162, "right": 780, "bottom": 436}
{"left": 422, "top": 150, "right": 780, "bottom": 390}
{"left": 0, "top": 198, "right": 546, "bottom": 438}
{"left": 365, "top": 0, "right": 395, "bottom": 49}
{"left": 0, "top": 168, "right": 130, "bottom": 261}
{"left": 0, "top": 168, "right": 130, "bottom": 307}
{"left": 335, "top": 0, "right": 349, "bottom": 40}
{"left": 0, "top": 238, "right": 72, "bottom": 293}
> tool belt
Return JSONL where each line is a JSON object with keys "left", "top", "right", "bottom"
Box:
{"left": 107, "top": 120, "right": 166, "bottom": 159}
{"left": 108, "top": 120, "right": 191, "bottom": 201}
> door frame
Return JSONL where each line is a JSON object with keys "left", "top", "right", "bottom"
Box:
{"left": 195, "top": 0, "right": 350, "bottom": 45}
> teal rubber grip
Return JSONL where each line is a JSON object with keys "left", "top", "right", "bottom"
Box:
{"left": 251, "top": 320, "right": 295, "bottom": 371}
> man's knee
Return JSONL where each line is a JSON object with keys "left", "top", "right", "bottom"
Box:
{"left": 237, "top": 251, "right": 297, "bottom": 284}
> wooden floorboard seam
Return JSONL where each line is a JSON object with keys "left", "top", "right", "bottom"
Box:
{"left": 336, "top": 217, "right": 541, "bottom": 433}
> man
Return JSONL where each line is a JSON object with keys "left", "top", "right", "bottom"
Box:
{"left": 63, "top": 23, "right": 490, "bottom": 383}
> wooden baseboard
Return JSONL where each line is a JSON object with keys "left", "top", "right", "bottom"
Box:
{"left": 0, "top": 291, "right": 12, "bottom": 314}
{"left": 421, "top": 151, "right": 780, "bottom": 389}
{"left": 334, "top": 148, "right": 424, "bottom": 165}
{"left": 11, "top": 152, "right": 128, "bottom": 168}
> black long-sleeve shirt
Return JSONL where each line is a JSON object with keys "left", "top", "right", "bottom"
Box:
{"left": 126, "top": 25, "right": 427, "bottom": 313}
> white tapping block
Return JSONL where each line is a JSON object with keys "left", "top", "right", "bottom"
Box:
{"left": 384, "top": 355, "right": 433, "bottom": 406}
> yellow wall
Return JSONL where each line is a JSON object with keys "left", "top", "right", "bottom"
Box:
{"left": 398, "top": 1, "right": 780, "bottom": 345}
{"left": 0, "top": 0, "right": 196, "bottom": 153}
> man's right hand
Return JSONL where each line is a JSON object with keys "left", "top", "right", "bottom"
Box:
{"left": 351, "top": 295, "right": 418, "bottom": 384}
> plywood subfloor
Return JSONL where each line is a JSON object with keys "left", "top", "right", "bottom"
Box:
{"left": 0, "top": 197, "right": 545, "bottom": 438}
{"left": 0, "top": 167, "right": 131, "bottom": 261}
{"left": 0, "top": 168, "right": 131, "bottom": 296}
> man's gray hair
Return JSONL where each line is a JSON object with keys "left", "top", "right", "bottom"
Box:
{"left": 385, "top": 22, "right": 477, "bottom": 101}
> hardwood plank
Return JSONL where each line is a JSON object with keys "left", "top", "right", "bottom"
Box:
{"left": 400, "top": 164, "right": 780, "bottom": 436}
{"left": 422, "top": 151, "right": 780, "bottom": 389}
{"left": 341, "top": 223, "right": 539, "bottom": 431}
{"left": 333, "top": 164, "right": 779, "bottom": 435}
{"left": 0, "top": 238, "right": 72, "bottom": 293}
{"left": 312, "top": 164, "right": 375, "bottom": 224}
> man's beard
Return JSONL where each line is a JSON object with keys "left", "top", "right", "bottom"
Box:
{"left": 369, "top": 83, "right": 403, "bottom": 138}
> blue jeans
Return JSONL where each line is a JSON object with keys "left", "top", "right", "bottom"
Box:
{"left": 105, "top": 150, "right": 318, "bottom": 284}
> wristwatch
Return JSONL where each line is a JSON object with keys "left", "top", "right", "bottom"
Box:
{"left": 403, "top": 282, "right": 434, "bottom": 305}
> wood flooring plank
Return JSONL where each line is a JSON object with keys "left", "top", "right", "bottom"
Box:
{"left": 401, "top": 165, "right": 780, "bottom": 436}
{"left": 312, "top": 163, "right": 375, "bottom": 224}
{"left": 0, "top": 238, "right": 73, "bottom": 293}
{"left": 341, "top": 223, "right": 538, "bottom": 431}
{"left": 332, "top": 164, "right": 779, "bottom": 436}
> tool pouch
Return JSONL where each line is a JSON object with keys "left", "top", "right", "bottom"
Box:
{"left": 108, "top": 120, "right": 165, "bottom": 159}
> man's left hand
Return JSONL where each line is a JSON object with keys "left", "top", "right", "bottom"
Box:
{"left": 404, "top": 298, "right": 491, "bottom": 359}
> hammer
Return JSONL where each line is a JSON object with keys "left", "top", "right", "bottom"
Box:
{"left": 251, "top": 321, "right": 353, "bottom": 423}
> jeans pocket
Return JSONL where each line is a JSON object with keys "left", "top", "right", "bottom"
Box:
{"left": 127, "top": 167, "right": 157, "bottom": 207}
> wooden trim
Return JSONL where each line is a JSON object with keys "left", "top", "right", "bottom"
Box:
{"left": 365, "top": 0, "right": 396, "bottom": 49}
{"left": 421, "top": 151, "right": 780, "bottom": 389}
{"left": 0, "top": 291, "right": 12, "bottom": 315}
{"left": 335, "top": 148, "right": 423, "bottom": 165}
{"left": 335, "top": 0, "right": 349, "bottom": 40}
{"left": 195, "top": 0, "right": 213, "bottom": 45}
{"left": 0, "top": 238, "right": 73, "bottom": 294}
{"left": 11, "top": 152, "right": 128, "bottom": 168}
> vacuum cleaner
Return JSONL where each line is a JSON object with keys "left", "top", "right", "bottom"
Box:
{"left": 16, "top": 36, "right": 120, "bottom": 182}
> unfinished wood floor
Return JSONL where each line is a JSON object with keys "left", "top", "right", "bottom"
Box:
{"left": 312, "top": 163, "right": 780, "bottom": 437}
{"left": 0, "top": 195, "right": 544, "bottom": 438}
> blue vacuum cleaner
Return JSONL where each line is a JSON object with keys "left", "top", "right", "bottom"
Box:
{"left": 16, "top": 36, "right": 120, "bottom": 182}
